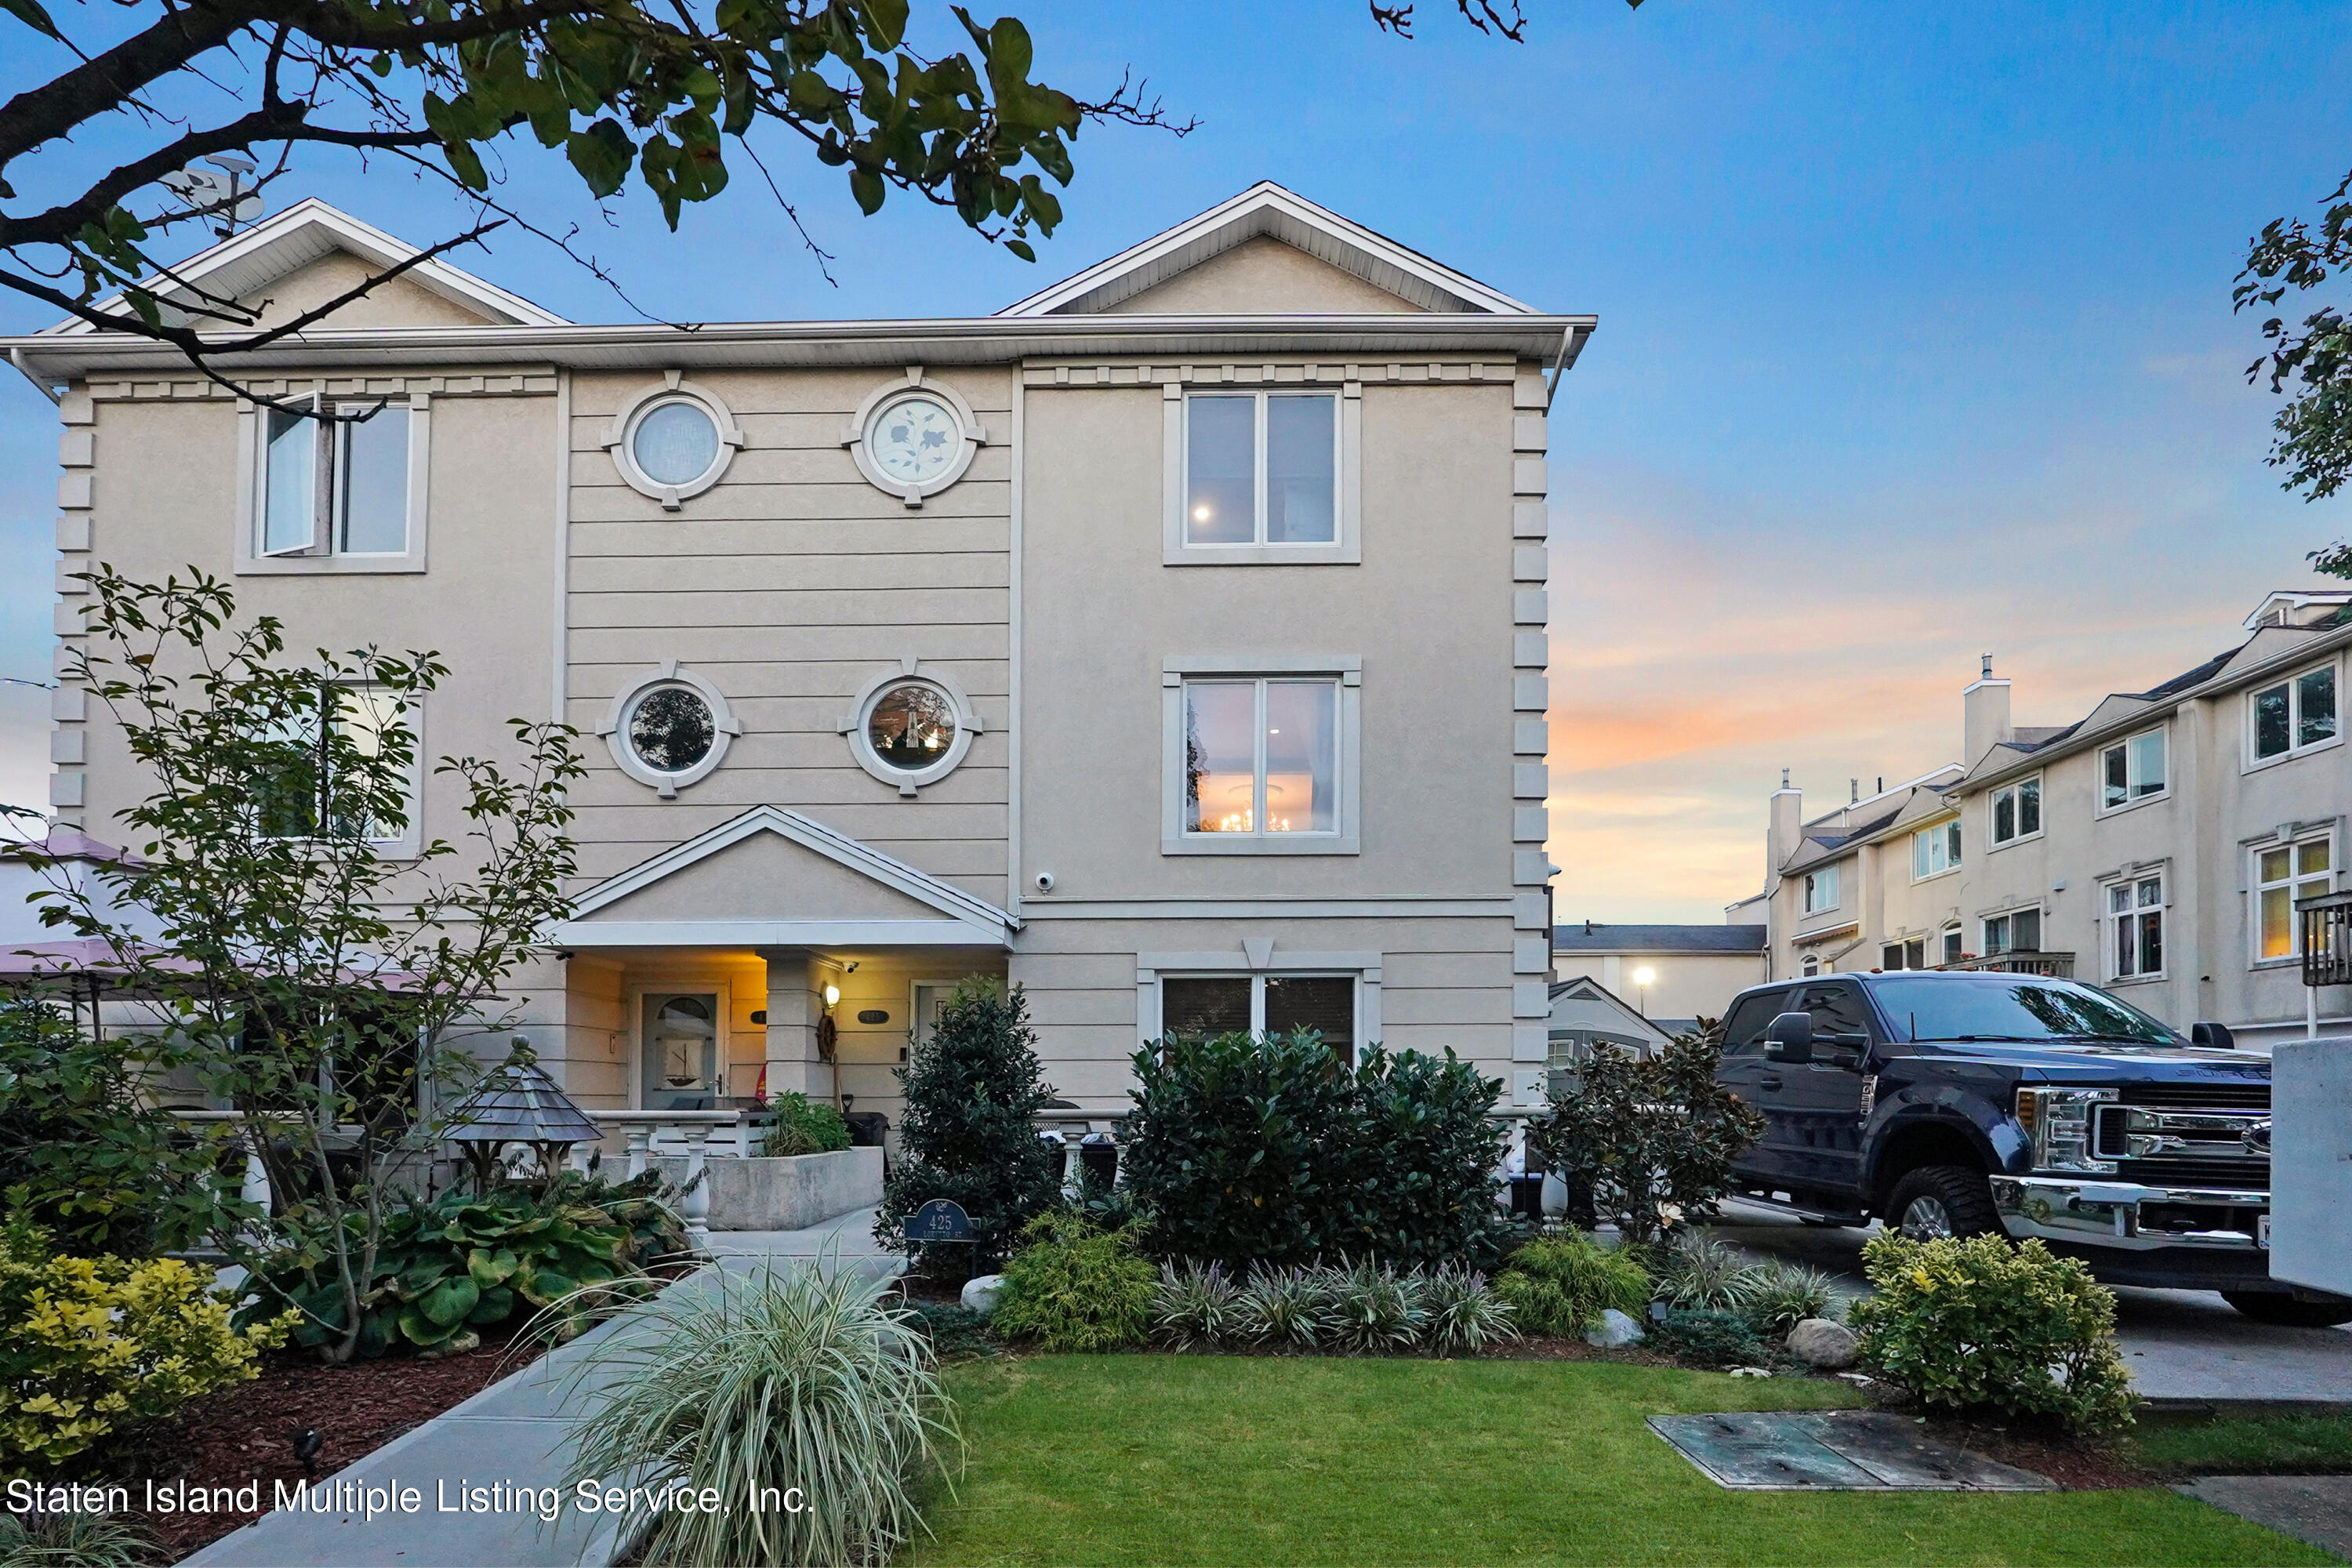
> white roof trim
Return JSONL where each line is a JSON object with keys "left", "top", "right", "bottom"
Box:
{"left": 561, "top": 804, "right": 1016, "bottom": 941}
{"left": 996, "top": 181, "right": 1537, "bottom": 318}
{"left": 1547, "top": 975, "right": 1673, "bottom": 1045}
{"left": 46, "top": 198, "right": 567, "bottom": 335}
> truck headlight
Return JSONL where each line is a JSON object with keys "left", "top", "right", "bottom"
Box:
{"left": 2016, "top": 1087, "right": 2118, "bottom": 1174}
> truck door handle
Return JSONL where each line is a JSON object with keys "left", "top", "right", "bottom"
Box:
{"left": 1759, "top": 1076, "right": 1783, "bottom": 1092}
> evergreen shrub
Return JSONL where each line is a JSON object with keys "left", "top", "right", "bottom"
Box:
{"left": 989, "top": 1211, "right": 1156, "bottom": 1352}
{"left": 1494, "top": 1234, "right": 1651, "bottom": 1337}
{"left": 760, "top": 1091, "right": 851, "bottom": 1156}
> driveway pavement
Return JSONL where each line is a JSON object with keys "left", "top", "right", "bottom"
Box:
{"left": 1708, "top": 1200, "right": 2352, "bottom": 1405}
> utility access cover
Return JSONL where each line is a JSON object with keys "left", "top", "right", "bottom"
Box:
{"left": 1649, "top": 1411, "right": 2056, "bottom": 1492}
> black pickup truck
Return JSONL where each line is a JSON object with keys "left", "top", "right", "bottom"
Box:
{"left": 1713, "top": 970, "right": 2352, "bottom": 1326}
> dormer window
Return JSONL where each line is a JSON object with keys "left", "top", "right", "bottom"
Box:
{"left": 2250, "top": 662, "right": 2339, "bottom": 765}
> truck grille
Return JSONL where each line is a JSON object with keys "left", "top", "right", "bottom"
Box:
{"left": 2118, "top": 1155, "right": 2269, "bottom": 1189}
{"left": 2115, "top": 1083, "right": 2269, "bottom": 1111}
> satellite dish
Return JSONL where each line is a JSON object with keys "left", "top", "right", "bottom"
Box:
{"left": 162, "top": 154, "right": 263, "bottom": 237}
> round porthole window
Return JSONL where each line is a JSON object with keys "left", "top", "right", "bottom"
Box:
{"left": 628, "top": 685, "right": 716, "bottom": 774}
{"left": 839, "top": 662, "right": 982, "bottom": 795}
{"left": 598, "top": 662, "right": 740, "bottom": 797}
{"left": 604, "top": 378, "right": 744, "bottom": 510}
{"left": 630, "top": 401, "right": 722, "bottom": 488}
{"left": 866, "top": 681, "right": 958, "bottom": 772}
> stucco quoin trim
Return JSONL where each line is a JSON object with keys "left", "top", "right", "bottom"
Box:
{"left": 837, "top": 659, "right": 984, "bottom": 797}
{"left": 602, "top": 372, "right": 746, "bottom": 511}
{"left": 597, "top": 661, "right": 742, "bottom": 798}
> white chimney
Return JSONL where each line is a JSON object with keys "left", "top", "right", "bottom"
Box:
{"left": 1964, "top": 655, "right": 2013, "bottom": 771}
{"left": 1767, "top": 769, "right": 1802, "bottom": 886}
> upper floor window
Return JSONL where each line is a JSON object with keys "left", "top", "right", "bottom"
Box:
{"left": 2106, "top": 873, "right": 2165, "bottom": 979}
{"left": 1912, "top": 819, "right": 1960, "bottom": 879}
{"left": 1164, "top": 387, "right": 1359, "bottom": 565}
{"left": 1989, "top": 775, "right": 2041, "bottom": 846}
{"left": 1163, "top": 658, "right": 1360, "bottom": 855}
{"left": 2100, "top": 728, "right": 2167, "bottom": 809}
{"left": 2256, "top": 834, "right": 2334, "bottom": 963}
{"left": 254, "top": 686, "right": 419, "bottom": 851}
{"left": 1802, "top": 864, "right": 1839, "bottom": 914}
{"left": 244, "top": 395, "right": 429, "bottom": 573}
{"left": 2251, "top": 663, "right": 2339, "bottom": 764}
{"left": 1983, "top": 905, "right": 2040, "bottom": 956}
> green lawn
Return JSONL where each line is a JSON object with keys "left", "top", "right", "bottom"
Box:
{"left": 907, "top": 1356, "right": 2330, "bottom": 1567}
{"left": 2129, "top": 1412, "right": 2352, "bottom": 1479}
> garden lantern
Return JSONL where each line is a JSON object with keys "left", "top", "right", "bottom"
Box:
{"left": 441, "top": 1039, "right": 603, "bottom": 1189}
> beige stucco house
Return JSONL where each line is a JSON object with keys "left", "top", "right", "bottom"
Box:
{"left": 5, "top": 183, "right": 1589, "bottom": 1134}
{"left": 1743, "top": 590, "right": 2352, "bottom": 1047}
{"left": 1548, "top": 921, "right": 1766, "bottom": 1035}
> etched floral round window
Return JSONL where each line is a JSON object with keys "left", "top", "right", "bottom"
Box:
{"left": 627, "top": 685, "right": 717, "bottom": 775}
{"left": 866, "top": 681, "right": 958, "bottom": 774}
{"left": 630, "top": 400, "right": 722, "bottom": 488}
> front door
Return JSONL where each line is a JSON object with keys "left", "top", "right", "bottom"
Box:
{"left": 641, "top": 992, "right": 721, "bottom": 1109}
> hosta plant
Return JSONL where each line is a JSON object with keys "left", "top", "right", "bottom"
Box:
{"left": 1849, "top": 1232, "right": 2134, "bottom": 1436}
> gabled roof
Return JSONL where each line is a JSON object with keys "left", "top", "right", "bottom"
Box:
{"left": 1553, "top": 924, "right": 1768, "bottom": 954}
{"left": 1547, "top": 975, "right": 1675, "bottom": 1051}
{"left": 557, "top": 804, "right": 1015, "bottom": 947}
{"left": 996, "top": 181, "right": 1537, "bottom": 318}
{"left": 45, "top": 198, "right": 567, "bottom": 336}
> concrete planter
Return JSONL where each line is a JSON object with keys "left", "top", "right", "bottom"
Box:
{"left": 649, "top": 1146, "right": 883, "bottom": 1232}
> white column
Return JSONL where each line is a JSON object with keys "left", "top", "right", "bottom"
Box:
{"left": 625, "top": 1124, "right": 652, "bottom": 1181}
{"left": 761, "top": 949, "right": 824, "bottom": 1098}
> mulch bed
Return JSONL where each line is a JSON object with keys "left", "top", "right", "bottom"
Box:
{"left": 114, "top": 1324, "right": 552, "bottom": 1563}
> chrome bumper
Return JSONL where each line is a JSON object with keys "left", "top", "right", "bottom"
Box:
{"left": 1989, "top": 1174, "right": 2268, "bottom": 1251}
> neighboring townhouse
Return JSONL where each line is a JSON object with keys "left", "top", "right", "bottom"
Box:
{"left": 5, "top": 183, "right": 1589, "bottom": 1136}
{"left": 1742, "top": 590, "right": 2352, "bottom": 1047}
{"left": 1548, "top": 921, "right": 1767, "bottom": 1033}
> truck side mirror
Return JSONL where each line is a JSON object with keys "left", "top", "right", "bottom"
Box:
{"left": 2190, "top": 1022, "right": 2236, "bottom": 1050}
{"left": 1764, "top": 1011, "right": 1815, "bottom": 1064}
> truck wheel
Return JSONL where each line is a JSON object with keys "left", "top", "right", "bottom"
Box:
{"left": 2221, "top": 1292, "right": 2352, "bottom": 1327}
{"left": 1886, "top": 1166, "right": 2002, "bottom": 1240}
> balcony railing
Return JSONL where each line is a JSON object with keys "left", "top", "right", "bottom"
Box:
{"left": 1940, "top": 950, "right": 2075, "bottom": 978}
{"left": 2299, "top": 890, "right": 2352, "bottom": 987}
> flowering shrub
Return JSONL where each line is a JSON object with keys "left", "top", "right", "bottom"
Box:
{"left": 0, "top": 1216, "right": 292, "bottom": 1467}
{"left": 1849, "top": 1232, "right": 2134, "bottom": 1436}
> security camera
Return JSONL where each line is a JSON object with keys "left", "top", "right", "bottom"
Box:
{"left": 1033, "top": 870, "right": 1056, "bottom": 894}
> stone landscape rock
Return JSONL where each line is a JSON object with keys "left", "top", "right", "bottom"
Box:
{"left": 961, "top": 1272, "right": 1005, "bottom": 1318}
{"left": 1583, "top": 1308, "right": 1645, "bottom": 1348}
{"left": 1788, "top": 1317, "right": 1860, "bottom": 1369}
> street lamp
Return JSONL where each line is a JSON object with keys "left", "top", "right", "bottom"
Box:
{"left": 1632, "top": 965, "right": 1656, "bottom": 1018}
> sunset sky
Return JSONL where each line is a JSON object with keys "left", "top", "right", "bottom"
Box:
{"left": 3, "top": 2, "right": 2349, "bottom": 920}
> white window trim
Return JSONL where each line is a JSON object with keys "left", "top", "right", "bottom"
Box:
{"left": 254, "top": 687, "right": 425, "bottom": 859}
{"left": 597, "top": 662, "right": 741, "bottom": 798}
{"left": 1801, "top": 864, "right": 1841, "bottom": 914}
{"left": 1135, "top": 949, "right": 1383, "bottom": 1065}
{"left": 2244, "top": 658, "right": 2345, "bottom": 773}
{"left": 837, "top": 659, "right": 984, "bottom": 797}
{"left": 1986, "top": 773, "right": 2045, "bottom": 851}
{"left": 1940, "top": 924, "right": 1965, "bottom": 966}
{"left": 234, "top": 394, "right": 431, "bottom": 574}
{"left": 1162, "top": 383, "right": 1362, "bottom": 565}
{"left": 2100, "top": 868, "right": 2169, "bottom": 985}
{"left": 1161, "top": 655, "right": 1362, "bottom": 855}
{"left": 604, "top": 372, "right": 746, "bottom": 511}
{"left": 840, "top": 368, "right": 987, "bottom": 507}
{"left": 1980, "top": 902, "right": 2045, "bottom": 958}
{"left": 2094, "top": 725, "right": 2171, "bottom": 818}
{"left": 2249, "top": 829, "right": 2336, "bottom": 970}
{"left": 629, "top": 982, "right": 735, "bottom": 1110}
{"left": 1910, "top": 817, "right": 1962, "bottom": 884}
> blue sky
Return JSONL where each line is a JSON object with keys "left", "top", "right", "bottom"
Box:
{"left": 3, "top": 0, "right": 2349, "bottom": 915}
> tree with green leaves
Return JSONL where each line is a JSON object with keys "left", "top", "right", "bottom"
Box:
{"left": 2239, "top": 172, "right": 2352, "bottom": 583}
{"left": 9, "top": 565, "right": 583, "bottom": 1363}
{"left": 0, "top": 0, "right": 1592, "bottom": 405}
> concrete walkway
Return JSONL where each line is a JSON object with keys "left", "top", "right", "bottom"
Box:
{"left": 184, "top": 1207, "right": 893, "bottom": 1568}
{"left": 1708, "top": 1201, "right": 2352, "bottom": 1405}
{"left": 2176, "top": 1475, "right": 2352, "bottom": 1560}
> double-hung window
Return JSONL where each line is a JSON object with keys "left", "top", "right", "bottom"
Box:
{"left": 2256, "top": 835, "right": 2334, "bottom": 962}
{"left": 1802, "top": 864, "right": 1840, "bottom": 914}
{"left": 2107, "top": 873, "right": 2165, "bottom": 979}
{"left": 2250, "top": 663, "right": 2339, "bottom": 765}
{"left": 1941, "top": 924, "right": 1964, "bottom": 966}
{"left": 1912, "top": 819, "right": 1961, "bottom": 879}
{"left": 1163, "top": 658, "right": 1359, "bottom": 854}
{"left": 1166, "top": 386, "right": 1359, "bottom": 564}
{"left": 2100, "top": 728, "right": 2167, "bottom": 809}
{"left": 1156, "top": 973, "right": 1358, "bottom": 1061}
{"left": 1880, "top": 938, "right": 1926, "bottom": 971}
{"left": 248, "top": 396, "right": 427, "bottom": 572}
{"left": 254, "top": 686, "right": 420, "bottom": 851}
{"left": 1983, "top": 906, "right": 2041, "bottom": 956}
{"left": 1989, "top": 775, "right": 2041, "bottom": 846}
